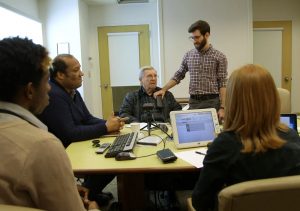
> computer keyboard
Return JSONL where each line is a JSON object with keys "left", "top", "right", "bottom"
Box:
{"left": 105, "top": 132, "right": 138, "bottom": 158}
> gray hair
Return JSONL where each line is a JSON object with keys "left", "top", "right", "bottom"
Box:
{"left": 139, "top": 66, "right": 156, "bottom": 80}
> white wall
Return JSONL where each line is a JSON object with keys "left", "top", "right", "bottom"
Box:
{"left": 38, "top": 0, "right": 81, "bottom": 59}
{"left": 253, "top": 0, "right": 300, "bottom": 112}
{"left": 160, "top": 0, "right": 253, "bottom": 98}
{"left": 38, "top": 0, "right": 84, "bottom": 94}
{"left": 0, "top": 0, "right": 39, "bottom": 20}
{"left": 86, "top": 1, "right": 159, "bottom": 117}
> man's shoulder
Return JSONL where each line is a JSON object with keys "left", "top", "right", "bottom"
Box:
{"left": 185, "top": 48, "right": 198, "bottom": 57}
{"left": 208, "top": 46, "right": 227, "bottom": 59}
{"left": 49, "top": 80, "right": 65, "bottom": 96}
{"left": 6, "top": 121, "right": 62, "bottom": 152}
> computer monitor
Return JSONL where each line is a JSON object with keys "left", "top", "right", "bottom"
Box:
{"left": 280, "top": 114, "right": 298, "bottom": 132}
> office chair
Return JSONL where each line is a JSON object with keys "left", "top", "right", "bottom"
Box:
{"left": 277, "top": 88, "right": 291, "bottom": 113}
{"left": 187, "top": 175, "right": 300, "bottom": 211}
{"left": 0, "top": 204, "right": 44, "bottom": 211}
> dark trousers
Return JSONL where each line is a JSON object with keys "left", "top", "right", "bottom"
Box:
{"left": 189, "top": 96, "right": 220, "bottom": 110}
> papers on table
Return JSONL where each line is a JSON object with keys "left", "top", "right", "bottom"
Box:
{"left": 125, "top": 122, "right": 154, "bottom": 130}
{"left": 174, "top": 148, "right": 207, "bottom": 168}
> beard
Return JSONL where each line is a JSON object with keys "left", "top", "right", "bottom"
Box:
{"left": 195, "top": 38, "right": 207, "bottom": 51}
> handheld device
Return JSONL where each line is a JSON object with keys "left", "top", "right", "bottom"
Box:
{"left": 96, "top": 143, "right": 111, "bottom": 154}
{"left": 156, "top": 148, "right": 177, "bottom": 163}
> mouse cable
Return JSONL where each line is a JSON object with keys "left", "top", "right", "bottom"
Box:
{"left": 151, "top": 114, "right": 173, "bottom": 140}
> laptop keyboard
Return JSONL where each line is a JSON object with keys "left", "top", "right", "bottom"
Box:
{"left": 105, "top": 132, "right": 138, "bottom": 158}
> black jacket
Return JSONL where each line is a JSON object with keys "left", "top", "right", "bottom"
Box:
{"left": 119, "top": 86, "right": 182, "bottom": 123}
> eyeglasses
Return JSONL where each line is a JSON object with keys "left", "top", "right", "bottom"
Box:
{"left": 189, "top": 35, "right": 202, "bottom": 41}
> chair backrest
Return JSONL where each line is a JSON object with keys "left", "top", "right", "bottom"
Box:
{"left": 218, "top": 175, "right": 300, "bottom": 211}
{"left": 0, "top": 204, "right": 44, "bottom": 211}
{"left": 277, "top": 88, "right": 291, "bottom": 113}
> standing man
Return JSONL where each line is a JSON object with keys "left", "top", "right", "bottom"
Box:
{"left": 119, "top": 66, "right": 182, "bottom": 123}
{"left": 0, "top": 37, "right": 98, "bottom": 210}
{"left": 38, "top": 54, "right": 124, "bottom": 205}
{"left": 154, "top": 20, "right": 228, "bottom": 121}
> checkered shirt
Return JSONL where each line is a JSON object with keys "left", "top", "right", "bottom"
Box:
{"left": 172, "top": 45, "right": 228, "bottom": 95}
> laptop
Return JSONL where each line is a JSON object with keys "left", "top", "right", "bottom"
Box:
{"left": 170, "top": 108, "right": 220, "bottom": 149}
{"left": 280, "top": 114, "right": 298, "bottom": 132}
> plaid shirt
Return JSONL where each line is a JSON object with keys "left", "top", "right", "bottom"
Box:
{"left": 172, "top": 45, "right": 228, "bottom": 95}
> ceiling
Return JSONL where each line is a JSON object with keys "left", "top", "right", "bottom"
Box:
{"left": 83, "top": 0, "right": 118, "bottom": 5}
{"left": 83, "top": 0, "right": 150, "bottom": 6}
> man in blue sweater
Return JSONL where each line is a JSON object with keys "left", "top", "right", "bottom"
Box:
{"left": 39, "top": 54, "right": 124, "bottom": 205}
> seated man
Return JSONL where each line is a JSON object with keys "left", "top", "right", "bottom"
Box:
{"left": 38, "top": 54, "right": 124, "bottom": 205}
{"left": 119, "top": 66, "right": 182, "bottom": 123}
{"left": 0, "top": 37, "right": 98, "bottom": 210}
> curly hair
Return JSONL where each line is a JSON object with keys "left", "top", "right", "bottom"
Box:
{"left": 0, "top": 37, "right": 49, "bottom": 102}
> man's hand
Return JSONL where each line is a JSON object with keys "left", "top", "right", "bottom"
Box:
{"left": 106, "top": 112, "right": 125, "bottom": 132}
{"left": 77, "top": 185, "right": 100, "bottom": 210}
{"left": 87, "top": 201, "right": 99, "bottom": 210}
{"left": 218, "top": 108, "right": 225, "bottom": 124}
{"left": 77, "top": 185, "right": 89, "bottom": 203}
{"left": 153, "top": 89, "right": 166, "bottom": 99}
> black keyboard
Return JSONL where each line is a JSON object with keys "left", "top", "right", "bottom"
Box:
{"left": 105, "top": 132, "right": 138, "bottom": 158}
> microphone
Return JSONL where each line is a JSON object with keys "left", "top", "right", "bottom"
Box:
{"left": 156, "top": 95, "right": 163, "bottom": 108}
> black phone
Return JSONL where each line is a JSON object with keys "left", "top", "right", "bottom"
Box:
{"left": 156, "top": 148, "right": 177, "bottom": 163}
{"left": 95, "top": 143, "right": 111, "bottom": 154}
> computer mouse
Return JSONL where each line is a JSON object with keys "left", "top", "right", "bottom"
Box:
{"left": 115, "top": 152, "right": 136, "bottom": 161}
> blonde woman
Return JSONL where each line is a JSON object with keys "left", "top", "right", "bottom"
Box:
{"left": 192, "top": 64, "right": 300, "bottom": 211}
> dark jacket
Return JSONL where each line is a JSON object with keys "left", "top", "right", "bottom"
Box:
{"left": 119, "top": 86, "right": 182, "bottom": 123}
{"left": 38, "top": 79, "right": 107, "bottom": 148}
{"left": 192, "top": 129, "right": 300, "bottom": 211}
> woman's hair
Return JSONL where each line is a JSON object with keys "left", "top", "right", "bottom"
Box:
{"left": 223, "top": 64, "right": 288, "bottom": 153}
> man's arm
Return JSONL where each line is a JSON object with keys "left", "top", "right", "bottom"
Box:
{"left": 24, "top": 137, "right": 87, "bottom": 211}
{"left": 38, "top": 93, "right": 107, "bottom": 147}
{"left": 154, "top": 79, "right": 178, "bottom": 98}
{"left": 219, "top": 87, "right": 226, "bottom": 108}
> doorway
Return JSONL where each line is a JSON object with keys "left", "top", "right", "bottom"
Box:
{"left": 253, "top": 21, "right": 292, "bottom": 91}
{"left": 98, "top": 25, "right": 151, "bottom": 118}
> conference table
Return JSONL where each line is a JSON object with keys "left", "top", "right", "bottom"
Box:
{"left": 66, "top": 126, "right": 201, "bottom": 211}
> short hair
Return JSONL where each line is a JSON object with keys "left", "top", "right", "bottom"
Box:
{"left": 139, "top": 66, "right": 156, "bottom": 81}
{"left": 224, "top": 64, "right": 287, "bottom": 153}
{"left": 50, "top": 54, "right": 74, "bottom": 79}
{"left": 0, "top": 37, "right": 49, "bottom": 102}
{"left": 188, "top": 20, "right": 210, "bottom": 35}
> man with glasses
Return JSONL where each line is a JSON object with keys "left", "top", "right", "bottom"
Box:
{"left": 119, "top": 66, "right": 181, "bottom": 123}
{"left": 154, "top": 20, "right": 228, "bottom": 121}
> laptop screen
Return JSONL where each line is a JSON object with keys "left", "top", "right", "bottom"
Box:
{"left": 170, "top": 108, "right": 220, "bottom": 149}
{"left": 280, "top": 114, "right": 298, "bottom": 131}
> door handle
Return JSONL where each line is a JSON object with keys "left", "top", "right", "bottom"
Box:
{"left": 284, "top": 76, "right": 289, "bottom": 82}
{"left": 100, "top": 84, "right": 110, "bottom": 89}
